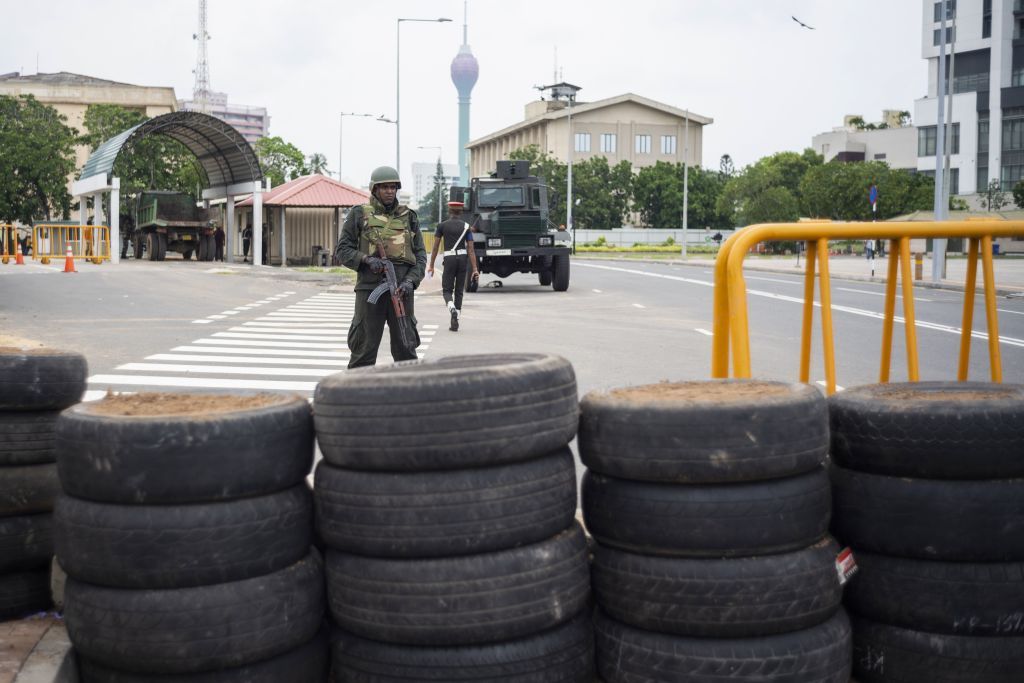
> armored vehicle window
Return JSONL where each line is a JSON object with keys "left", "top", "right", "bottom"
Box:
{"left": 531, "top": 188, "right": 542, "bottom": 207}
{"left": 478, "top": 186, "right": 524, "bottom": 207}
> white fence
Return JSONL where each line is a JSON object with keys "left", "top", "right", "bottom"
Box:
{"left": 572, "top": 228, "right": 736, "bottom": 247}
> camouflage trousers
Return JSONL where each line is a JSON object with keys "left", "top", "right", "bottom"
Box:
{"left": 346, "top": 289, "right": 418, "bottom": 368}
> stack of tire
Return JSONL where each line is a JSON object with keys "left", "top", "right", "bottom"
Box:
{"left": 313, "top": 353, "right": 593, "bottom": 682}
{"left": 830, "top": 381, "right": 1024, "bottom": 682}
{"left": 54, "top": 393, "right": 328, "bottom": 681}
{"left": 0, "top": 346, "right": 86, "bottom": 621}
{"left": 579, "top": 380, "right": 853, "bottom": 683}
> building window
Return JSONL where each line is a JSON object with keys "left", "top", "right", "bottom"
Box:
{"left": 920, "top": 168, "right": 959, "bottom": 195}
{"left": 660, "top": 135, "right": 677, "bottom": 155}
{"left": 983, "top": 0, "right": 992, "bottom": 38}
{"left": 874, "top": 153, "right": 887, "bottom": 160}
{"left": 600, "top": 133, "right": 617, "bottom": 154}
{"left": 574, "top": 133, "right": 591, "bottom": 153}
{"left": 933, "top": 0, "right": 956, "bottom": 22}
{"left": 635, "top": 134, "right": 651, "bottom": 154}
{"left": 918, "top": 124, "right": 959, "bottom": 156}
{"left": 933, "top": 27, "right": 955, "bottom": 45}
{"left": 1001, "top": 107, "right": 1024, "bottom": 188}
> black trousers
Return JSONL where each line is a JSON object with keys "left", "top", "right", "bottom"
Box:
{"left": 347, "top": 289, "right": 418, "bottom": 368}
{"left": 243, "top": 238, "right": 251, "bottom": 259}
{"left": 441, "top": 255, "right": 468, "bottom": 310}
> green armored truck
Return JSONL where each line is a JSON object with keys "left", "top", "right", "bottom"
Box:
{"left": 133, "top": 191, "right": 217, "bottom": 262}
{"left": 450, "top": 160, "right": 571, "bottom": 292}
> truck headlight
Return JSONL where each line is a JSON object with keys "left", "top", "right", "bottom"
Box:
{"left": 487, "top": 237, "right": 503, "bottom": 248}
{"left": 537, "top": 235, "right": 553, "bottom": 247}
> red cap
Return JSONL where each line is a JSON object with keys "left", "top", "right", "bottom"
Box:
{"left": 447, "top": 200, "right": 464, "bottom": 207}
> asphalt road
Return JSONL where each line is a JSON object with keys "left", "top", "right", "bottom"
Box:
{"left": 2, "top": 256, "right": 1022, "bottom": 403}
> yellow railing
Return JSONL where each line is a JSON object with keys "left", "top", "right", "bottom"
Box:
{"left": 711, "top": 220, "right": 1024, "bottom": 394}
{"left": 32, "top": 225, "right": 110, "bottom": 264}
{"left": 0, "top": 224, "right": 15, "bottom": 263}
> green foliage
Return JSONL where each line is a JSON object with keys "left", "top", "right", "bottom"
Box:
{"left": 416, "top": 159, "right": 449, "bottom": 227}
{"left": 719, "top": 154, "right": 735, "bottom": 178}
{"left": 950, "top": 196, "right": 970, "bottom": 211}
{"left": 254, "top": 136, "right": 307, "bottom": 187}
{"left": 570, "top": 157, "right": 632, "bottom": 229}
{"left": 0, "top": 94, "right": 77, "bottom": 223}
{"left": 800, "top": 161, "right": 933, "bottom": 220}
{"left": 307, "top": 153, "right": 329, "bottom": 175}
{"left": 980, "top": 179, "right": 1009, "bottom": 211}
{"left": 79, "top": 104, "right": 207, "bottom": 215}
{"left": 1012, "top": 179, "right": 1024, "bottom": 209}
{"left": 631, "top": 162, "right": 730, "bottom": 230}
{"left": 716, "top": 149, "right": 820, "bottom": 226}
{"left": 509, "top": 144, "right": 567, "bottom": 224}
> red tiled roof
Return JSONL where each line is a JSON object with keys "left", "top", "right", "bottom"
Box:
{"left": 237, "top": 174, "right": 370, "bottom": 207}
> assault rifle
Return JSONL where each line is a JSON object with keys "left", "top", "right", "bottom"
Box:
{"left": 366, "top": 242, "right": 418, "bottom": 356}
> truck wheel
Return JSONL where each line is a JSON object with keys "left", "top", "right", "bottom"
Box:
{"left": 156, "top": 233, "right": 167, "bottom": 261}
{"left": 133, "top": 238, "right": 143, "bottom": 260}
{"left": 552, "top": 253, "right": 570, "bottom": 291}
{"left": 539, "top": 270, "right": 553, "bottom": 286}
{"left": 146, "top": 233, "right": 158, "bottom": 261}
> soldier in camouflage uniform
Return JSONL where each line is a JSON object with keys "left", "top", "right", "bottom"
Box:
{"left": 336, "top": 166, "right": 426, "bottom": 368}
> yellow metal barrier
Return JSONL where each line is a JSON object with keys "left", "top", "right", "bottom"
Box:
{"left": 711, "top": 220, "right": 1024, "bottom": 393}
{"left": 32, "top": 225, "right": 110, "bottom": 265}
{"left": 1, "top": 224, "right": 14, "bottom": 263}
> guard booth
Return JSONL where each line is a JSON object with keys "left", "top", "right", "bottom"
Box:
{"left": 73, "top": 111, "right": 265, "bottom": 265}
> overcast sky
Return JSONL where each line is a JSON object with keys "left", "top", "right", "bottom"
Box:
{"left": 4, "top": 1, "right": 925, "bottom": 191}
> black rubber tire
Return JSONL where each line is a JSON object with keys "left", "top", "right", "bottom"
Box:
{"left": 595, "top": 608, "right": 852, "bottom": 683}
{"left": 592, "top": 536, "right": 843, "bottom": 637}
{"left": 146, "top": 233, "right": 158, "bottom": 261}
{"left": 76, "top": 626, "right": 329, "bottom": 683}
{"left": 539, "top": 270, "right": 553, "bottom": 286}
{"left": 133, "top": 238, "right": 143, "bottom": 260}
{"left": 552, "top": 253, "right": 570, "bottom": 291}
{"left": 314, "top": 353, "right": 578, "bottom": 471}
{"left": 65, "top": 550, "right": 324, "bottom": 675}
{"left": 830, "top": 381, "right": 1024, "bottom": 480}
{"left": 0, "top": 463, "right": 58, "bottom": 516}
{"left": 325, "top": 524, "right": 590, "bottom": 646}
{"left": 0, "top": 349, "right": 87, "bottom": 411}
{"left": 57, "top": 394, "right": 313, "bottom": 504}
{"left": 0, "top": 567, "right": 51, "bottom": 620}
{"left": 850, "top": 614, "right": 1024, "bottom": 682}
{"left": 330, "top": 610, "right": 595, "bottom": 682}
{"left": 830, "top": 465, "right": 1024, "bottom": 561}
{"left": 844, "top": 550, "right": 1024, "bottom": 636}
{"left": 55, "top": 485, "right": 313, "bottom": 589}
{"left": 0, "top": 411, "right": 61, "bottom": 465}
{"left": 579, "top": 379, "right": 828, "bottom": 483}
{"left": 314, "top": 448, "right": 576, "bottom": 557}
{"left": 156, "top": 233, "right": 167, "bottom": 261}
{"left": 0, "top": 512, "right": 53, "bottom": 572}
{"left": 582, "top": 467, "right": 831, "bottom": 557}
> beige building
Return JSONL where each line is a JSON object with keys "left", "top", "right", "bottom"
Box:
{"left": 811, "top": 112, "right": 918, "bottom": 171}
{"left": 0, "top": 72, "right": 178, "bottom": 175}
{"left": 466, "top": 93, "right": 712, "bottom": 179}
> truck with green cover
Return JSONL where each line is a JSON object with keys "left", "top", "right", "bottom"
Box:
{"left": 133, "top": 191, "right": 216, "bottom": 262}
{"left": 450, "top": 160, "right": 571, "bottom": 292}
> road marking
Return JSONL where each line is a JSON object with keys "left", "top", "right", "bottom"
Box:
{"left": 213, "top": 331, "right": 346, "bottom": 342}
{"left": 632, "top": 303, "right": 646, "bottom": 309}
{"left": 232, "top": 326, "right": 349, "bottom": 335}
{"left": 118, "top": 363, "right": 341, "bottom": 377}
{"left": 577, "top": 262, "right": 1024, "bottom": 349}
{"left": 592, "top": 289, "right": 602, "bottom": 293}
{"left": 88, "top": 374, "right": 317, "bottom": 391}
{"left": 745, "top": 275, "right": 802, "bottom": 285}
{"left": 172, "top": 345, "right": 349, "bottom": 358}
{"left": 998, "top": 308, "right": 1024, "bottom": 316}
{"left": 816, "top": 380, "right": 845, "bottom": 391}
{"left": 695, "top": 328, "right": 714, "bottom": 337}
{"left": 242, "top": 321, "right": 349, "bottom": 328}
{"left": 222, "top": 311, "right": 240, "bottom": 315}
{"left": 148, "top": 353, "right": 349, "bottom": 366}
{"left": 191, "top": 319, "right": 213, "bottom": 324}
{"left": 207, "top": 314, "right": 227, "bottom": 319}
{"left": 82, "top": 390, "right": 134, "bottom": 402}
{"left": 837, "top": 287, "right": 931, "bottom": 302}
{"left": 194, "top": 338, "right": 345, "bottom": 349}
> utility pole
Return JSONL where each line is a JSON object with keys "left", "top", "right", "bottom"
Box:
{"left": 932, "top": 0, "right": 949, "bottom": 283}
{"left": 682, "top": 110, "right": 689, "bottom": 258}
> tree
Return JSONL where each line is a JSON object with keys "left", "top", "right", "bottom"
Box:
{"left": 800, "top": 161, "right": 932, "bottom": 221}
{"left": 719, "top": 154, "right": 735, "bottom": 179}
{"left": 254, "top": 136, "right": 307, "bottom": 187}
{"left": 632, "top": 161, "right": 683, "bottom": 229}
{"left": 716, "top": 149, "right": 824, "bottom": 226}
{"left": 568, "top": 157, "right": 632, "bottom": 230}
{"left": 0, "top": 94, "right": 78, "bottom": 223}
{"left": 1013, "top": 179, "right": 1024, "bottom": 208}
{"left": 508, "top": 144, "right": 566, "bottom": 226}
{"left": 416, "top": 159, "right": 449, "bottom": 227}
{"left": 980, "top": 179, "right": 1009, "bottom": 211}
{"left": 307, "top": 153, "right": 329, "bottom": 175}
{"left": 79, "top": 104, "right": 207, "bottom": 215}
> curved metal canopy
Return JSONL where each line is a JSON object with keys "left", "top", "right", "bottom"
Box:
{"left": 79, "top": 111, "right": 262, "bottom": 188}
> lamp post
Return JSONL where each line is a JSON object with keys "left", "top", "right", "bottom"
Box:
{"left": 397, "top": 17, "right": 452, "bottom": 177}
{"left": 418, "top": 145, "right": 444, "bottom": 228}
{"left": 682, "top": 109, "right": 689, "bottom": 258}
{"left": 339, "top": 112, "right": 377, "bottom": 183}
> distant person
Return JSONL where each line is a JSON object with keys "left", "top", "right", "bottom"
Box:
{"left": 261, "top": 223, "right": 269, "bottom": 265}
{"left": 242, "top": 223, "right": 252, "bottom": 263}
{"left": 214, "top": 224, "right": 225, "bottom": 261}
{"left": 864, "top": 239, "right": 875, "bottom": 260}
{"left": 120, "top": 213, "right": 134, "bottom": 259}
{"left": 427, "top": 200, "right": 479, "bottom": 331}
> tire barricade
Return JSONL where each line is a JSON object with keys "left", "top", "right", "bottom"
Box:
{"left": 312, "top": 353, "right": 594, "bottom": 681}
{"left": 579, "top": 379, "right": 853, "bottom": 683}
{"left": 54, "top": 393, "right": 328, "bottom": 680}
{"left": 0, "top": 346, "right": 87, "bottom": 621}
{"left": 829, "top": 382, "right": 1024, "bottom": 682}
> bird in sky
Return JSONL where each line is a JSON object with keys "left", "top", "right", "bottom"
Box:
{"left": 792, "top": 16, "right": 815, "bottom": 30}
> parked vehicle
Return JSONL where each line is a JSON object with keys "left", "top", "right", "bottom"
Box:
{"left": 133, "top": 191, "right": 215, "bottom": 262}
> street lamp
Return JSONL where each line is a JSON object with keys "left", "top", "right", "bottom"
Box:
{"left": 339, "top": 112, "right": 377, "bottom": 183}
{"left": 418, "top": 146, "right": 444, "bottom": 227}
{"left": 396, "top": 17, "right": 452, "bottom": 177}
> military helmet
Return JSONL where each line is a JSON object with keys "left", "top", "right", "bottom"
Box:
{"left": 369, "top": 166, "right": 402, "bottom": 192}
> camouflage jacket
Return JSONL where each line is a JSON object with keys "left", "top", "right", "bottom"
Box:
{"left": 337, "top": 197, "right": 426, "bottom": 292}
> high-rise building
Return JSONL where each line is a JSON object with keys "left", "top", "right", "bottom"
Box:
{"left": 914, "top": 0, "right": 1024, "bottom": 195}
{"left": 179, "top": 92, "right": 270, "bottom": 145}
{"left": 450, "top": 2, "right": 479, "bottom": 185}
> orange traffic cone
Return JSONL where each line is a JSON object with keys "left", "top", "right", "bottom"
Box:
{"left": 63, "top": 245, "right": 76, "bottom": 273}
{"left": 15, "top": 243, "right": 24, "bottom": 265}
